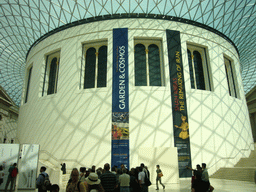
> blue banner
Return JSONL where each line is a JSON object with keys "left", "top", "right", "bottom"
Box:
{"left": 166, "top": 30, "right": 192, "bottom": 178}
{"left": 112, "top": 28, "right": 129, "bottom": 170}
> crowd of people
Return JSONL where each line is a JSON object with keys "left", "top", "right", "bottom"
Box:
{"left": 66, "top": 163, "right": 154, "bottom": 192}
{"left": 1, "top": 162, "right": 214, "bottom": 192}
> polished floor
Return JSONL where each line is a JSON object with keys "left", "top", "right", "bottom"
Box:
{"left": 57, "top": 178, "right": 256, "bottom": 192}
{"left": 148, "top": 178, "right": 256, "bottom": 192}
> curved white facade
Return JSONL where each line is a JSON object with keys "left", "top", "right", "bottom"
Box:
{"left": 18, "top": 18, "right": 254, "bottom": 178}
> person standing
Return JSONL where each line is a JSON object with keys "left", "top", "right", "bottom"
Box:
{"left": 201, "top": 163, "right": 214, "bottom": 192}
{"left": 91, "top": 165, "right": 96, "bottom": 173}
{"left": 100, "top": 163, "right": 118, "bottom": 192}
{"left": 66, "top": 168, "right": 86, "bottom": 192}
{"left": 138, "top": 167, "right": 147, "bottom": 192}
{"left": 4, "top": 163, "right": 18, "bottom": 192}
{"left": 156, "top": 165, "right": 165, "bottom": 190}
{"left": 119, "top": 169, "right": 130, "bottom": 192}
{"left": 61, "top": 163, "right": 66, "bottom": 174}
{"left": 36, "top": 166, "right": 50, "bottom": 192}
{"left": 140, "top": 164, "right": 151, "bottom": 190}
{"left": 144, "top": 166, "right": 151, "bottom": 187}
{"left": 192, "top": 172, "right": 208, "bottom": 192}
{"left": 84, "top": 172, "right": 104, "bottom": 192}
{"left": 129, "top": 169, "right": 139, "bottom": 192}
{"left": 79, "top": 167, "right": 86, "bottom": 182}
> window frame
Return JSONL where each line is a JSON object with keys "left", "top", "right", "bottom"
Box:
{"left": 224, "top": 56, "right": 239, "bottom": 98}
{"left": 187, "top": 44, "right": 212, "bottom": 91}
{"left": 42, "top": 51, "right": 60, "bottom": 96}
{"left": 24, "top": 64, "right": 33, "bottom": 104}
{"left": 81, "top": 40, "right": 108, "bottom": 89}
{"left": 134, "top": 38, "right": 165, "bottom": 87}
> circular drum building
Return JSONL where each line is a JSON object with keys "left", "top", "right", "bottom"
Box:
{"left": 18, "top": 15, "right": 254, "bottom": 183}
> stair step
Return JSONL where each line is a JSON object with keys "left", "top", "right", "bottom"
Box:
{"left": 235, "top": 161, "right": 256, "bottom": 167}
{"left": 211, "top": 168, "right": 256, "bottom": 182}
{"left": 211, "top": 146, "right": 256, "bottom": 182}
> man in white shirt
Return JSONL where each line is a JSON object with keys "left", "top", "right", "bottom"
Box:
{"left": 138, "top": 167, "right": 147, "bottom": 192}
{"left": 202, "top": 163, "right": 214, "bottom": 192}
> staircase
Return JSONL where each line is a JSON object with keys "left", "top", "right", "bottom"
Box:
{"left": 60, "top": 170, "right": 71, "bottom": 192}
{"left": 210, "top": 146, "right": 256, "bottom": 182}
{"left": 39, "top": 150, "right": 86, "bottom": 192}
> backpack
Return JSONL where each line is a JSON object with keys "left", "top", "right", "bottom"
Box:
{"left": 11, "top": 168, "right": 18, "bottom": 178}
{"left": 41, "top": 173, "right": 52, "bottom": 191}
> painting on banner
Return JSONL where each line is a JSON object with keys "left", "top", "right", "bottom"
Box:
{"left": 166, "top": 29, "right": 192, "bottom": 178}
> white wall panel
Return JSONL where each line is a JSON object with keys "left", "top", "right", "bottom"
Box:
{"left": 138, "top": 147, "right": 179, "bottom": 184}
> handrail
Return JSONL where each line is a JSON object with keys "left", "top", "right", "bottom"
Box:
{"left": 208, "top": 143, "right": 255, "bottom": 170}
{"left": 40, "top": 150, "right": 86, "bottom": 168}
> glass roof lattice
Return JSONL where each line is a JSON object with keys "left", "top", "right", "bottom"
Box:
{"left": 0, "top": 0, "right": 255, "bottom": 106}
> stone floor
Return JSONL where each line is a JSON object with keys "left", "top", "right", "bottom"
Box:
{"left": 148, "top": 178, "right": 256, "bottom": 192}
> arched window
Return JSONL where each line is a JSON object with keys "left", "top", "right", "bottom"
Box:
{"left": 135, "top": 44, "right": 147, "bottom": 86}
{"left": 83, "top": 42, "right": 108, "bottom": 89}
{"left": 84, "top": 47, "right": 96, "bottom": 89}
{"left": 187, "top": 49, "right": 195, "bottom": 89}
{"left": 193, "top": 51, "right": 205, "bottom": 90}
{"left": 224, "top": 57, "right": 239, "bottom": 98}
{"left": 134, "top": 40, "right": 164, "bottom": 86}
{"left": 148, "top": 44, "right": 161, "bottom": 86}
{"left": 42, "top": 51, "right": 60, "bottom": 96}
{"left": 97, "top": 46, "right": 107, "bottom": 88}
{"left": 24, "top": 65, "right": 33, "bottom": 103}
{"left": 187, "top": 44, "right": 211, "bottom": 91}
{"left": 48, "top": 57, "right": 59, "bottom": 95}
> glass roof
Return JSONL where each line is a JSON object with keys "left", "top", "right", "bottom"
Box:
{"left": 0, "top": 0, "right": 255, "bottom": 106}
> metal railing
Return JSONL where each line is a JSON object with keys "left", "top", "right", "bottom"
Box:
{"left": 209, "top": 142, "right": 255, "bottom": 170}
{"left": 39, "top": 150, "right": 86, "bottom": 169}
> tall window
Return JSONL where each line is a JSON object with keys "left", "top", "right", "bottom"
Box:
{"left": 42, "top": 51, "right": 60, "bottom": 96}
{"left": 187, "top": 44, "right": 212, "bottom": 91}
{"left": 24, "top": 65, "right": 33, "bottom": 103}
{"left": 224, "top": 57, "right": 239, "bottom": 98}
{"left": 134, "top": 39, "right": 164, "bottom": 86}
{"left": 83, "top": 42, "right": 107, "bottom": 89}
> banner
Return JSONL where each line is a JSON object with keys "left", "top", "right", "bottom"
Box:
{"left": 166, "top": 30, "right": 192, "bottom": 178}
{"left": 112, "top": 28, "right": 129, "bottom": 170}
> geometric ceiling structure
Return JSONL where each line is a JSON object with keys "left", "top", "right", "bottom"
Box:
{"left": 0, "top": 0, "right": 255, "bottom": 106}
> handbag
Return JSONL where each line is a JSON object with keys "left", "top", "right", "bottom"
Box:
{"left": 158, "top": 172, "right": 163, "bottom": 177}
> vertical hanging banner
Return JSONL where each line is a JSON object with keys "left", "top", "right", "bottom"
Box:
{"left": 112, "top": 28, "right": 129, "bottom": 170}
{"left": 166, "top": 30, "right": 192, "bottom": 178}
